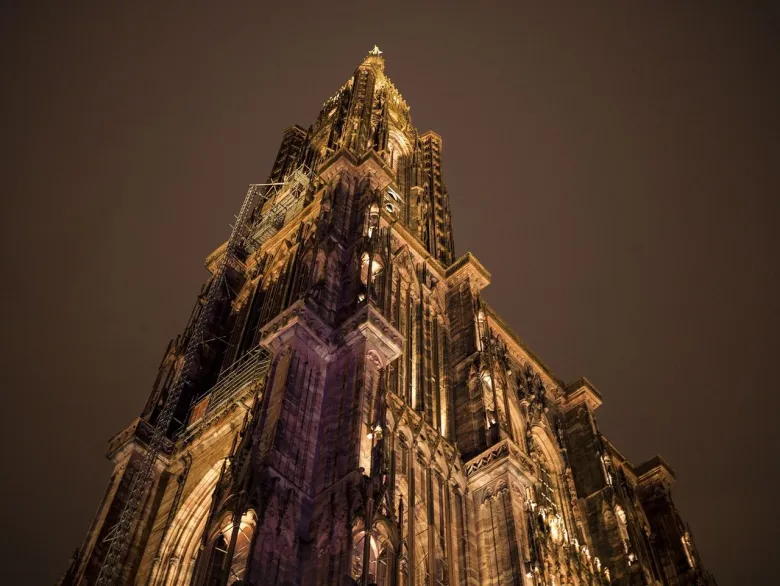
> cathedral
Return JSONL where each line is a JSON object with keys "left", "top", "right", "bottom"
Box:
{"left": 61, "top": 48, "right": 714, "bottom": 586}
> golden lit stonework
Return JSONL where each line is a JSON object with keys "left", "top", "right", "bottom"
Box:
{"left": 61, "top": 49, "right": 713, "bottom": 586}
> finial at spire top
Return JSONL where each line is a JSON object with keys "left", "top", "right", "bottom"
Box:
{"left": 362, "top": 45, "right": 385, "bottom": 72}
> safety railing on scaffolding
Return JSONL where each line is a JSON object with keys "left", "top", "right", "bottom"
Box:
{"left": 207, "top": 347, "right": 271, "bottom": 414}
{"left": 173, "top": 346, "right": 273, "bottom": 445}
{"left": 248, "top": 164, "right": 314, "bottom": 250}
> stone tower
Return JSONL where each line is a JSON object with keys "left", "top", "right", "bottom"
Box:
{"left": 62, "top": 48, "right": 714, "bottom": 586}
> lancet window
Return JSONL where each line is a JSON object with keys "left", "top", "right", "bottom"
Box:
{"left": 453, "top": 489, "right": 468, "bottom": 586}
{"left": 434, "top": 472, "right": 448, "bottom": 586}
{"left": 205, "top": 534, "right": 228, "bottom": 586}
{"left": 226, "top": 511, "right": 256, "bottom": 584}
{"left": 351, "top": 523, "right": 394, "bottom": 586}
{"left": 359, "top": 252, "right": 384, "bottom": 304}
{"left": 539, "top": 462, "right": 558, "bottom": 517}
{"left": 365, "top": 203, "right": 380, "bottom": 238}
{"left": 203, "top": 510, "right": 256, "bottom": 586}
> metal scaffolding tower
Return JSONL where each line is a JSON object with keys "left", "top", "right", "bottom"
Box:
{"left": 95, "top": 180, "right": 282, "bottom": 586}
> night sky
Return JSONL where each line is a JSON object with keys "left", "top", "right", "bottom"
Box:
{"left": 2, "top": 2, "right": 778, "bottom": 584}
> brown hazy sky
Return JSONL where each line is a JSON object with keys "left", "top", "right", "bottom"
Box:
{"left": 1, "top": 2, "right": 778, "bottom": 584}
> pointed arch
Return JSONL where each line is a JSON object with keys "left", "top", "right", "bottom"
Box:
{"left": 151, "top": 461, "right": 224, "bottom": 586}
{"left": 350, "top": 516, "right": 396, "bottom": 586}
{"left": 392, "top": 245, "right": 419, "bottom": 290}
{"left": 262, "top": 240, "right": 295, "bottom": 287}
{"left": 530, "top": 425, "right": 565, "bottom": 475}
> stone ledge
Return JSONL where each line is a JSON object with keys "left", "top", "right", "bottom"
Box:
{"left": 318, "top": 148, "right": 395, "bottom": 189}
{"left": 635, "top": 455, "right": 676, "bottom": 487}
{"left": 106, "top": 417, "right": 173, "bottom": 461}
{"left": 335, "top": 302, "right": 404, "bottom": 366}
{"left": 563, "top": 377, "right": 603, "bottom": 411}
{"left": 445, "top": 252, "right": 491, "bottom": 291}
{"left": 259, "top": 300, "right": 334, "bottom": 360}
{"left": 464, "top": 438, "right": 535, "bottom": 489}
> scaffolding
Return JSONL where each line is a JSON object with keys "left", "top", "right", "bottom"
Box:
{"left": 248, "top": 164, "right": 314, "bottom": 249}
{"left": 95, "top": 179, "right": 281, "bottom": 586}
{"left": 172, "top": 345, "right": 272, "bottom": 447}
{"left": 208, "top": 346, "right": 271, "bottom": 414}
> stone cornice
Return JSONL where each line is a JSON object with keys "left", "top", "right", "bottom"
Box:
{"left": 334, "top": 302, "right": 404, "bottom": 367}
{"left": 358, "top": 149, "right": 396, "bottom": 189}
{"left": 563, "top": 377, "right": 603, "bottom": 411}
{"left": 259, "top": 300, "right": 334, "bottom": 361}
{"left": 464, "top": 438, "right": 536, "bottom": 490}
{"left": 445, "top": 252, "right": 491, "bottom": 291}
{"left": 419, "top": 129, "right": 442, "bottom": 142}
{"left": 318, "top": 148, "right": 395, "bottom": 189}
{"left": 635, "top": 455, "right": 676, "bottom": 487}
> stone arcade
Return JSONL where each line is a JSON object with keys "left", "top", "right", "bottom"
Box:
{"left": 61, "top": 48, "right": 714, "bottom": 586}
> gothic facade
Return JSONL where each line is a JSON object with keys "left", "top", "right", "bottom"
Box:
{"left": 62, "top": 48, "right": 714, "bottom": 586}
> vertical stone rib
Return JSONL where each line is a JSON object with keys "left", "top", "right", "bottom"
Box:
{"left": 408, "top": 450, "right": 416, "bottom": 586}
{"left": 500, "top": 489, "right": 522, "bottom": 586}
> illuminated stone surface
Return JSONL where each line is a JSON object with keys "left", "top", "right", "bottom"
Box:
{"left": 61, "top": 48, "right": 714, "bottom": 586}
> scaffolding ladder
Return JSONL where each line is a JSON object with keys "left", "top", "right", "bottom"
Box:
{"left": 95, "top": 181, "right": 280, "bottom": 586}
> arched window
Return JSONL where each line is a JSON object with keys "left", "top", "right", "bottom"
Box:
{"left": 360, "top": 253, "right": 384, "bottom": 285}
{"left": 365, "top": 203, "right": 380, "bottom": 238}
{"left": 205, "top": 533, "right": 228, "bottom": 586}
{"left": 385, "top": 186, "right": 403, "bottom": 217}
{"left": 537, "top": 459, "right": 567, "bottom": 544}
{"left": 538, "top": 461, "right": 558, "bottom": 516}
{"left": 292, "top": 249, "right": 314, "bottom": 300}
{"left": 359, "top": 252, "right": 384, "bottom": 304}
{"left": 204, "top": 511, "right": 257, "bottom": 586}
{"left": 453, "top": 489, "right": 467, "bottom": 586}
{"left": 225, "top": 511, "right": 256, "bottom": 584}
{"left": 351, "top": 523, "right": 394, "bottom": 586}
